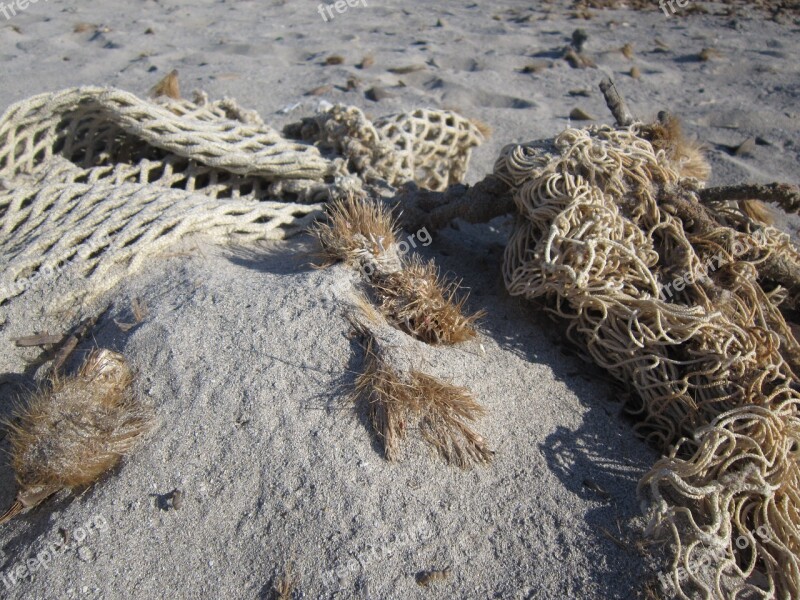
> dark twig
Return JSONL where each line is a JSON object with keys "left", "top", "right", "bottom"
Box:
{"left": 13, "top": 333, "right": 65, "bottom": 347}
{"left": 698, "top": 183, "right": 800, "bottom": 215}
{"left": 49, "top": 307, "right": 108, "bottom": 375}
{"left": 599, "top": 77, "right": 636, "bottom": 127}
{"left": 0, "top": 500, "right": 23, "bottom": 526}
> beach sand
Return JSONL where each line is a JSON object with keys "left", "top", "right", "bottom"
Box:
{"left": 1, "top": 1, "right": 798, "bottom": 598}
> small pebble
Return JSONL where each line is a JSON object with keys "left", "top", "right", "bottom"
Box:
{"left": 366, "top": 86, "right": 392, "bottom": 101}
{"left": 735, "top": 137, "right": 757, "bottom": 157}
{"left": 621, "top": 43, "right": 634, "bottom": 59}
{"left": 699, "top": 47, "right": 722, "bottom": 61}
{"left": 305, "top": 84, "right": 332, "bottom": 96}
{"left": 521, "top": 61, "right": 549, "bottom": 74}
{"left": 569, "top": 108, "right": 594, "bottom": 121}
{"left": 170, "top": 488, "right": 184, "bottom": 510}
{"left": 388, "top": 64, "right": 425, "bottom": 74}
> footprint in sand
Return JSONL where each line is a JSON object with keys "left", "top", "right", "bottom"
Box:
{"left": 424, "top": 77, "right": 536, "bottom": 109}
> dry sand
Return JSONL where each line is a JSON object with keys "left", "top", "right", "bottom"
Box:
{"left": 1, "top": 1, "right": 799, "bottom": 598}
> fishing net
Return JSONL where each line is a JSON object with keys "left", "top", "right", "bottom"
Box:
{"left": 494, "top": 124, "right": 800, "bottom": 598}
{"left": 0, "top": 88, "right": 484, "bottom": 317}
{"left": 0, "top": 87, "right": 338, "bottom": 314}
{"left": 283, "top": 105, "right": 486, "bottom": 191}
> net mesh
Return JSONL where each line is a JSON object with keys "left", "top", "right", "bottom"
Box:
{"left": 495, "top": 124, "right": 800, "bottom": 598}
{"left": 284, "top": 104, "right": 485, "bottom": 191}
{"left": 0, "top": 88, "right": 484, "bottom": 314}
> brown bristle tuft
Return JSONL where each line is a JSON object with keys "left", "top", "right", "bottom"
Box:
{"left": 352, "top": 323, "right": 491, "bottom": 466}
{"left": 644, "top": 115, "right": 710, "bottom": 182}
{"left": 372, "top": 257, "right": 483, "bottom": 345}
{"left": 3, "top": 349, "right": 154, "bottom": 520}
{"left": 740, "top": 199, "right": 774, "bottom": 226}
{"left": 312, "top": 192, "right": 398, "bottom": 266}
{"left": 469, "top": 118, "right": 492, "bottom": 139}
{"left": 150, "top": 69, "right": 181, "bottom": 100}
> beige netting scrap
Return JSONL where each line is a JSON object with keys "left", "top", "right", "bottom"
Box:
{"left": 0, "top": 87, "right": 334, "bottom": 181}
{"left": 284, "top": 104, "right": 486, "bottom": 191}
{"left": 0, "top": 87, "right": 346, "bottom": 316}
{"left": 494, "top": 124, "right": 800, "bottom": 598}
{"left": 1, "top": 88, "right": 487, "bottom": 318}
{"left": 0, "top": 155, "right": 322, "bottom": 310}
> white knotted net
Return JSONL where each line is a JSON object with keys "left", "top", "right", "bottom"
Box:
{"left": 0, "top": 88, "right": 484, "bottom": 317}
{"left": 284, "top": 104, "right": 485, "bottom": 191}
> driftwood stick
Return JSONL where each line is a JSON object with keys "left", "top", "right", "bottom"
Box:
{"left": 49, "top": 307, "right": 108, "bottom": 375}
{"left": 393, "top": 175, "right": 514, "bottom": 232}
{"left": 599, "top": 78, "right": 636, "bottom": 127}
{"left": 698, "top": 183, "right": 800, "bottom": 215}
{"left": 13, "top": 333, "right": 65, "bottom": 347}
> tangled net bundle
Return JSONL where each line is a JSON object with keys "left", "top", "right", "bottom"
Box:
{"left": 495, "top": 124, "right": 800, "bottom": 597}
{"left": 0, "top": 87, "right": 483, "bottom": 317}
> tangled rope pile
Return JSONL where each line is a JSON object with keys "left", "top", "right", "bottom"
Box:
{"left": 0, "top": 87, "right": 484, "bottom": 318}
{"left": 495, "top": 124, "right": 800, "bottom": 598}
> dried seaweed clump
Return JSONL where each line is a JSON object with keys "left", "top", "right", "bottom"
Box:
{"left": 315, "top": 193, "right": 482, "bottom": 344}
{"left": 312, "top": 191, "right": 400, "bottom": 271}
{"left": 0, "top": 349, "right": 154, "bottom": 524}
{"left": 372, "top": 256, "right": 484, "bottom": 344}
{"left": 494, "top": 122, "right": 800, "bottom": 597}
{"left": 352, "top": 324, "right": 492, "bottom": 468}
